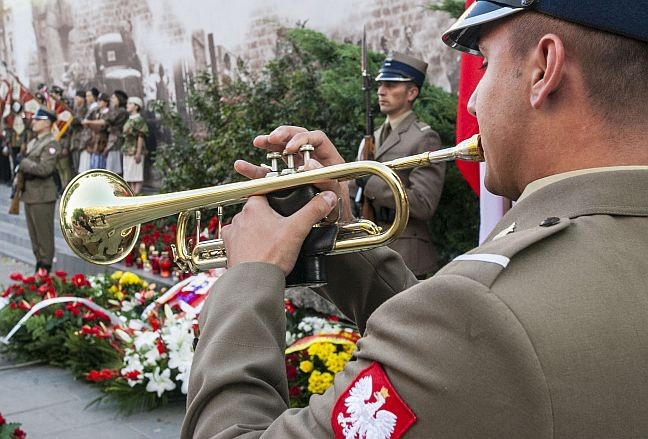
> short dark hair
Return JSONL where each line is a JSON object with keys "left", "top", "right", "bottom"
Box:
{"left": 507, "top": 12, "right": 648, "bottom": 124}
{"left": 113, "top": 90, "right": 128, "bottom": 107}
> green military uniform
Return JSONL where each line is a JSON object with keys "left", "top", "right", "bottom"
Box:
{"left": 363, "top": 112, "right": 444, "bottom": 276}
{"left": 182, "top": 169, "right": 648, "bottom": 438}
{"left": 122, "top": 115, "right": 149, "bottom": 155}
{"left": 19, "top": 132, "right": 60, "bottom": 271}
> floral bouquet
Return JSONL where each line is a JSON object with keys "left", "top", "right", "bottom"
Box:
{"left": 0, "top": 412, "right": 25, "bottom": 439}
{"left": 1, "top": 271, "right": 360, "bottom": 411}
{"left": 0, "top": 271, "right": 160, "bottom": 374}
{"left": 85, "top": 304, "right": 198, "bottom": 411}
{"left": 284, "top": 299, "right": 360, "bottom": 407}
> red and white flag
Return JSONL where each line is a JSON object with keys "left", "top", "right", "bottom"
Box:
{"left": 455, "top": 0, "right": 509, "bottom": 243}
{"left": 46, "top": 95, "right": 74, "bottom": 141}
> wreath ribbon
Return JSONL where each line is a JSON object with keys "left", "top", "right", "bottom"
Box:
{"left": 1, "top": 297, "right": 122, "bottom": 344}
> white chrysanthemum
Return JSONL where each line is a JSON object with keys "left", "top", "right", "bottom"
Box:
{"left": 144, "top": 367, "right": 176, "bottom": 397}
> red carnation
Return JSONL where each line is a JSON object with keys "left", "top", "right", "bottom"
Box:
{"left": 289, "top": 386, "right": 301, "bottom": 397}
{"left": 13, "top": 427, "right": 26, "bottom": 439}
{"left": 123, "top": 370, "right": 141, "bottom": 380}
{"left": 55, "top": 270, "right": 68, "bottom": 278}
{"left": 156, "top": 338, "right": 166, "bottom": 354}
{"left": 54, "top": 309, "right": 65, "bottom": 318}
{"left": 0, "top": 413, "right": 5, "bottom": 425}
{"left": 9, "top": 272, "right": 22, "bottom": 281}
{"left": 23, "top": 276, "right": 35, "bottom": 284}
{"left": 71, "top": 273, "right": 89, "bottom": 287}
{"left": 286, "top": 365, "right": 298, "bottom": 380}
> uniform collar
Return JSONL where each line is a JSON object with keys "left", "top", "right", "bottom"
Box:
{"left": 519, "top": 166, "right": 648, "bottom": 201}
{"left": 488, "top": 168, "right": 648, "bottom": 241}
{"left": 385, "top": 110, "right": 412, "bottom": 131}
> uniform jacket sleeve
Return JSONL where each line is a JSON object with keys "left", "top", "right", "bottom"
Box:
{"left": 20, "top": 137, "right": 59, "bottom": 177}
{"left": 364, "top": 128, "right": 444, "bottom": 221}
{"left": 182, "top": 255, "right": 551, "bottom": 438}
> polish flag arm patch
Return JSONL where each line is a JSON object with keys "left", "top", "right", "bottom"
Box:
{"left": 331, "top": 362, "right": 416, "bottom": 439}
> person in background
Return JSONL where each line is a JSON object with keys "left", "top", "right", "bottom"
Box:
{"left": 351, "top": 51, "right": 445, "bottom": 278}
{"left": 78, "top": 89, "right": 100, "bottom": 173}
{"left": 83, "top": 92, "right": 109, "bottom": 169}
{"left": 15, "top": 108, "right": 60, "bottom": 274}
{"left": 85, "top": 87, "right": 99, "bottom": 113}
{"left": 68, "top": 90, "right": 87, "bottom": 174}
{"left": 50, "top": 84, "right": 73, "bottom": 191}
{"left": 122, "top": 96, "right": 148, "bottom": 194}
{"left": 103, "top": 90, "right": 129, "bottom": 175}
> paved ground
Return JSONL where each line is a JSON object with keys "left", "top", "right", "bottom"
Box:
{"left": 0, "top": 255, "right": 186, "bottom": 437}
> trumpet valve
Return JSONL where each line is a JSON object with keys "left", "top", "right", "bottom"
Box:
{"left": 266, "top": 152, "right": 282, "bottom": 173}
{"left": 299, "top": 144, "right": 314, "bottom": 162}
{"left": 281, "top": 151, "right": 296, "bottom": 175}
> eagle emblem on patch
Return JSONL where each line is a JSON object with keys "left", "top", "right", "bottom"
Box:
{"left": 48, "top": 147, "right": 56, "bottom": 155}
{"left": 331, "top": 362, "right": 416, "bottom": 439}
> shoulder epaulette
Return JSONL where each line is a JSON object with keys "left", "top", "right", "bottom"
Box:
{"left": 437, "top": 217, "right": 570, "bottom": 288}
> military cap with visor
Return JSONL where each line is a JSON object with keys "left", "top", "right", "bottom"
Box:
{"left": 33, "top": 107, "right": 57, "bottom": 123}
{"left": 442, "top": 0, "right": 648, "bottom": 55}
{"left": 375, "top": 51, "right": 428, "bottom": 89}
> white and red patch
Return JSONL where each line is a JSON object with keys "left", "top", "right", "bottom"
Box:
{"left": 331, "top": 362, "right": 416, "bottom": 439}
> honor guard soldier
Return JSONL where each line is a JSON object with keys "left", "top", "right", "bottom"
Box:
{"left": 17, "top": 107, "right": 60, "bottom": 274}
{"left": 352, "top": 51, "right": 445, "bottom": 278}
{"left": 183, "top": 1, "right": 648, "bottom": 437}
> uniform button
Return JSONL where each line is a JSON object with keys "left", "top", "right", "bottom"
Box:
{"left": 540, "top": 217, "right": 560, "bottom": 227}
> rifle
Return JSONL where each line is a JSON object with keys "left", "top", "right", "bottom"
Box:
{"left": 8, "top": 170, "right": 23, "bottom": 215}
{"left": 356, "top": 27, "right": 376, "bottom": 220}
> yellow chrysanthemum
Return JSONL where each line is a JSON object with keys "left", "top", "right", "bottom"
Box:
{"left": 110, "top": 271, "right": 123, "bottom": 281}
{"left": 307, "top": 370, "right": 334, "bottom": 394}
{"left": 324, "top": 353, "right": 347, "bottom": 374}
{"left": 299, "top": 360, "right": 314, "bottom": 373}
{"left": 114, "top": 290, "right": 124, "bottom": 301}
{"left": 119, "top": 272, "right": 142, "bottom": 286}
{"left": 307, "top": 342, "right": 336, "bottom": 361}
{"left": 343, "top": 344, "right": 357, "bottom": 355}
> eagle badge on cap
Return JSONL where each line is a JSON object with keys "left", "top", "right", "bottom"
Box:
{"left": 48, "top": 147, "right": 56, "bottom": 155}
{"left": 331, "top": 362, "right": 416, "bottom": 439}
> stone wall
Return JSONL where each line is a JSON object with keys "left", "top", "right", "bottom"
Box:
{"left": 1, "top": 0, "right": 460, "bottom": 101}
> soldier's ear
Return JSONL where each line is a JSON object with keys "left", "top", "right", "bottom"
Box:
{"left": 529, "top": 34, "right": 565, "bottom": 109}
{"left": 406, "top": 85, "right": 419, "bottom": 103}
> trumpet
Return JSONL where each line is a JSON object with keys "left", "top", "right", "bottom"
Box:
{"left": 59, "top": 134, "right": 483, "bottom": 274}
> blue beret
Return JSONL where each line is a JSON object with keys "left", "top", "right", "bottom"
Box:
{"left": 375, "top": 51, "right": 428, "bottom": 89}
{"left": 33, "top": 107, "right": 57, "bottom": 123}
{"left": 443, "top": 0, "right": 648, "bottom": 55}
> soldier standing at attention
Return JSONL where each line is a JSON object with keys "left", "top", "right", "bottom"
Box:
{"left": 16, "top": 108, "right": 60, "bottom": 274}
{"left": 352, "top": 52, "right": 445, "bottom": 278}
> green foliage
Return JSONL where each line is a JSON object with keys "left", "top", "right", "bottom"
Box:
{"left": 154, "top": 27, "right": 478, "bottom": 269}
{"left": 426, "top": 0, "right": 466, "bottom": 18}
